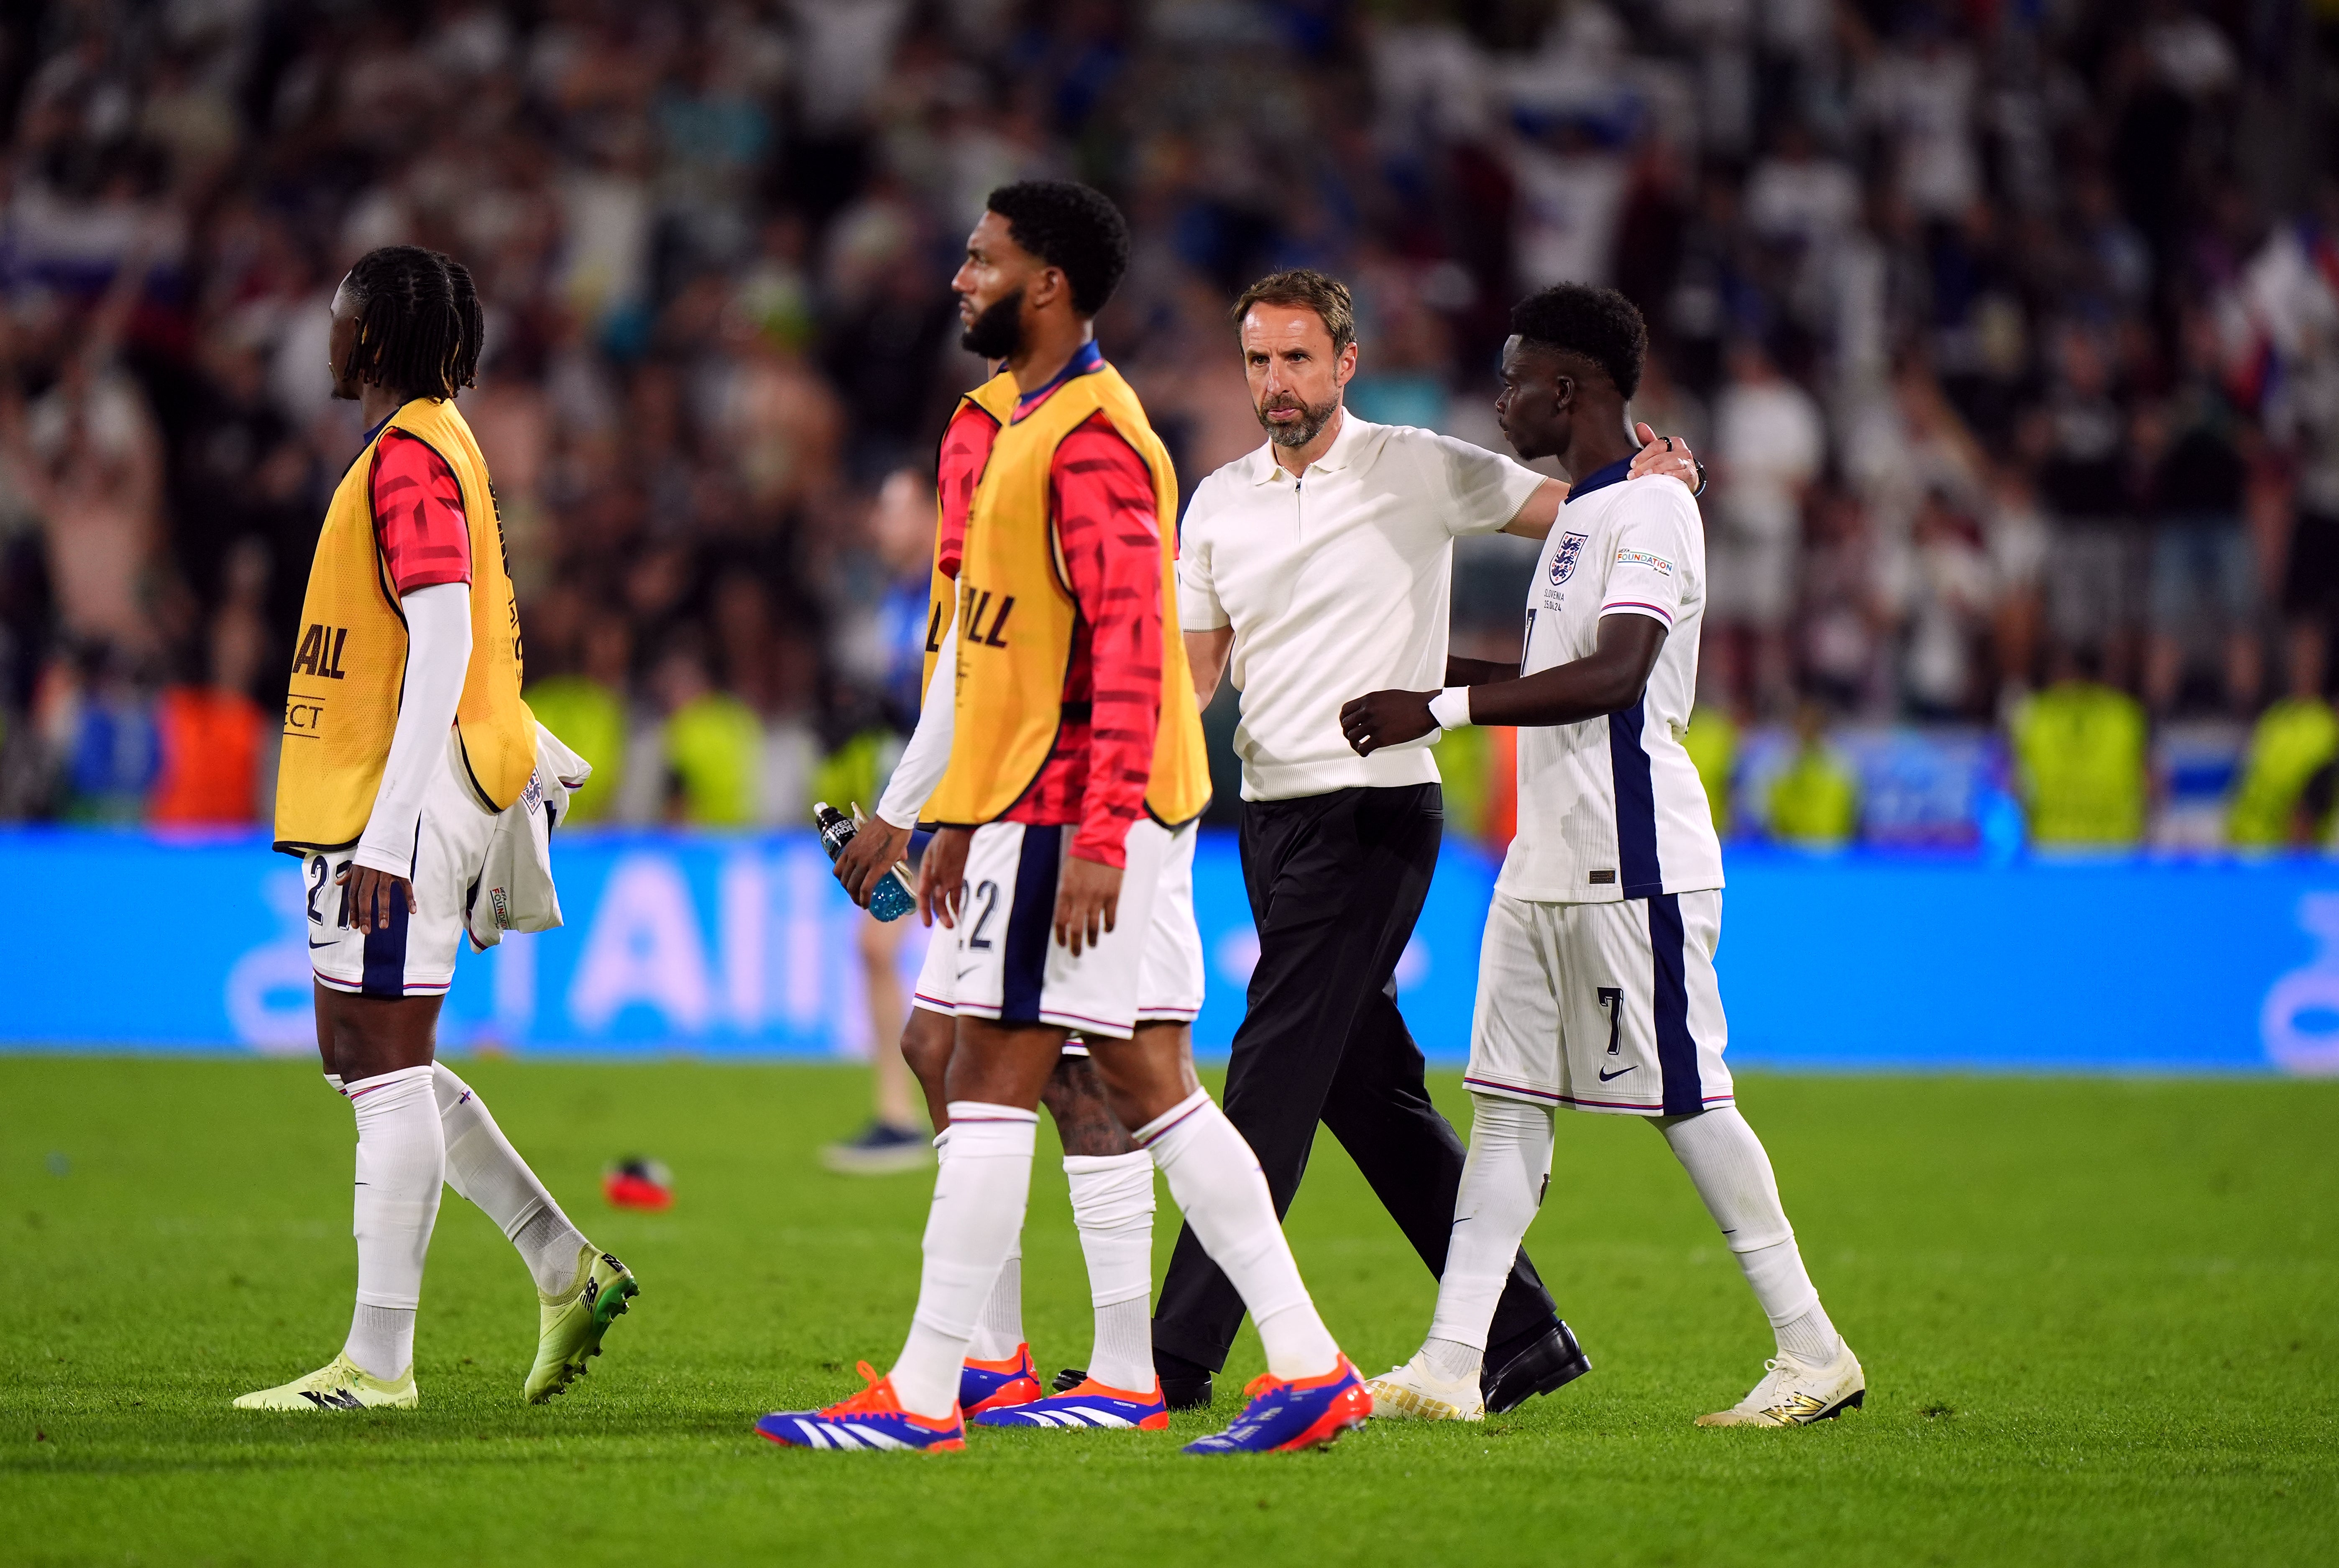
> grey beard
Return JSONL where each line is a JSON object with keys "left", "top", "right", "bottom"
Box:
{"left": 1258, "top": 396, "right": 1339, "bottom": 448}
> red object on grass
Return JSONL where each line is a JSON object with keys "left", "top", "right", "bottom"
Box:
{"left": 603, "top": 1158, "right": 672, "bottom": 1211}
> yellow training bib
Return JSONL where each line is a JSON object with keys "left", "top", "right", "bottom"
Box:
{"left": 925, "top": 361, "right": 1210, "bottom": 831}
{"left": 274, "top": 396, "right": 536, "bottom": 855}
{"left": 922, "top": 370, "right": 1020, "bottom": 700}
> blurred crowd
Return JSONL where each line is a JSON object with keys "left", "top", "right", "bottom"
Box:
{"left": 1, "top": 0, "right": 2336, "bottom": 849}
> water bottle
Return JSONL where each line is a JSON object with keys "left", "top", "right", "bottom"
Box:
{"left": 814, "top": 801, "right": 917, "bottom": 923}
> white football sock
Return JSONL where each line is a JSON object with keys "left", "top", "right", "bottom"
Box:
{"left": 1425, "top": 1095, "right": 1554, "bottom": 1371}
{"left": 969, "top": 1243, "right": 1024, "bottom": 1362}
{"left": 431, "top": 1063, "right": 589, "bottom": 1296}
{"left": 341, "top": 1065, "right": 443, "bottom": 1380}
{"left": 323, "top": 1073, "right": 343, "bottom": 1094}
{"left": 890, "top": 1103, "right": 1037, "bottom": 1418}
{"left": 1065, "top": 1151, "right": 1155, "bottom": 1392}
{"left": 1421, "top": 1338, "right": 1481, "bottom": 1381}
{"left": 1658, "top": 1107, "right": 1841, "bottom": 1364}
{"left": 1136, "top": 1090, "right": 1338, "bottom": 1382}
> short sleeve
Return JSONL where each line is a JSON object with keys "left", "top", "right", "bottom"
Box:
{"left": 1177, "top": 480, "right": 1230, "bottom": 631}
{"left": 1599, "top": 482, "right": 1693, "bottom": 629}
{"left": 371, "top": 430, "right": 471, "bottom": 596}
{"left": 1428, "top": 431, "right": 1547, "bottom": 538}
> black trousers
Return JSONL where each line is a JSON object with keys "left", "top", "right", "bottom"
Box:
{"left": 1151, "top": 783, "right": 1559, "bottom": 1371}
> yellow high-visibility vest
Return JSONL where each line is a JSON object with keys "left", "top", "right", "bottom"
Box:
{"left": 923, "top": 371, "right": 1020, "bottom": 698}
{"left": 274, "top": 396, "right": 535, "bottom": 854}
{"left": 925, "top": 361, "right": 1210, "bottom": 830}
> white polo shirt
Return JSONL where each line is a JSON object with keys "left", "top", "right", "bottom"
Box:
{"left": 1179, "top": 412, "right": 1546, "bottom": 801}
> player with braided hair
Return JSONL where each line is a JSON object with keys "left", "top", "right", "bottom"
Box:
{"left": 235, "top": 246, "right": 640, "bottom": 1413}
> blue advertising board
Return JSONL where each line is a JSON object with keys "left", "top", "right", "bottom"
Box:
{"left": 0, "top": 828, "right": 2332, "bottom": 1073}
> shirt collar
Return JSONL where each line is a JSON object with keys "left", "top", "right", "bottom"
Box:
{"left": 1249, "top": 408, "right": 1369, "bottom": 485}
{"left": 1564, "top": 453, "right": 1634, "bottom": 503}
{"left": 1011, "top": 339, "right": 1105, "bottom": 422}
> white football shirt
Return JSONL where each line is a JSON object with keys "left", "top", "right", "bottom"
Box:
{"left": 1498, "top": 457, "right": 1724, "bottom": 903}
{"left": 1180, "top": 412, "right": 1545, "bottom": 801}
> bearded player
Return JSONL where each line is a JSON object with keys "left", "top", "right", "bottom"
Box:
{"left": 235, "top": 246, "right": 637, "bottom": 1412}
{"left": 1342, "top": 284, "right": 1861, "bottom": 1427}
{"left": 828, "top": 359, "right": 1166, "bottom": 1423}
{"left": 762, "top": 182, "right": 1370, "bottom": 1454}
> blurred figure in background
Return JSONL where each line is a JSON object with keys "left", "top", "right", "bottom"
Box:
{"left": 522, "top": 616, "right": 632, "bottom": 826}
{"left": 1683, "top": 701, "right": 1739, "bottom": 839}
{"left": 822, "top": 468, "right": 935, "bottom": 1174}
{"left": 1766, "top": 700, "right": 1860, "bottom": 849}
{"left": 1708, "top": 339, "right": 1823, "bottom": 714}
{"left": 150, "top": 578, "right": 268, "bottom": 827}
{"left": 1879, "top": 487, "right": 1996, "bottom": 720}
{"left": 2012, "top": 647, "right": 2149, "bottom": 848}
{"left": 652, "top": 635, "right": 759, "bottom": 827}
{"left": 2141, "top": 318, "right": 2257, "bottom": 715}
{"left": 2227, "top": 645, "right": 2337, "bottom": 849}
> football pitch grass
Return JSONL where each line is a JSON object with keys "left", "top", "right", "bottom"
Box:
{"left": 4, "top": 1059, "right": 2333, "bottom": 1566}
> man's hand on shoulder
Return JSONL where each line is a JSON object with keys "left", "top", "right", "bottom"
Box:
{"left": 1628, "top": 423, "right": 1702, "bottom": 494}
{"left": 1054, "top": 854, "right": 1122, "bottom": 957}
{"left": 1340, "top": 688, "right": 1439, "bottom": 757}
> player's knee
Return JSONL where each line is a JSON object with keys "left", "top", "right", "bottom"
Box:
{"left": 1043, "top": 1053, "right": 1136, "bottom": 1156}
{"left": 898, "top": 1008, "right": 953, "bottom": 1095}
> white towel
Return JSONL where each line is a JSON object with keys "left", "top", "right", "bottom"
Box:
{"left": 465, "top": 724, "right": 593, "bottom": 952}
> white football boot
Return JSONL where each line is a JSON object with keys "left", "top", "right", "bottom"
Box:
{"left": 233, "top": 1353, "right": 417, "bottom": 1411}
{"left": 1695, "top": 1341, "right": 1865, "bottom": 1427}
{"left": 1365, "top": 1349, "right": 1486, "bottom": 1422}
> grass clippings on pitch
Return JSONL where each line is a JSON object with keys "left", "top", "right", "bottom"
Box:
{"left": 3, "top": 1058, "right": 2334, "bottom": 1567}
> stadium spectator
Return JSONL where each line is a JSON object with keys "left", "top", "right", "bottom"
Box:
{"left": 1708, "top": 338, "right": 1823, "bottom": 713}
{"left": 652, "top": 637, "right": 759, "bottom": 829}
{"left": 1878, "top": 487, "right": 1995, "bottom": 719}
{"left": 523, "top": 613, "right": 632, "bottom": 827}
{"left": 1683, "top": 701, "right": 1738, "bottom": 837}
{"left": 1766, "top": 701, "right": 1861, "bottom": 849}
{"left": 149, "top": 598, "right": 268, "bottom": 827}
{"left": 0, "top": 0, "right": 2319, "bottom": 855}
{"left": 2141, "top": 314, "right": 2257, "bottom": 716}
{"left": 2012, "top": 650, "right": 2150, "bottom": 848}
{"left": 2227, "top": 655, "right": 2339, "bottom": 850}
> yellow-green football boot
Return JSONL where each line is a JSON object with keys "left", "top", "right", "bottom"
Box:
{"left": 525, "top": 1245, "right": 640, "bottom": 1402}
{"left": 233, "top": 1353, "right": 417, "bottom": 1411}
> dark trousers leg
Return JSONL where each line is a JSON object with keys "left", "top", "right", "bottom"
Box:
{"left": 1152, "top": 785, "right": 1557, "bottom": 1371}
{"left": 1320, "top": 974, "right": 1559, "bottom": 1351}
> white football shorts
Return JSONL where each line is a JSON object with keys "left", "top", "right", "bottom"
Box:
{"left": 1465, "top": 888, "right": 1733, "bottom": 1117}
{"left": 915, "top": 816, "right": 1201, "bottom": 1041}
{"left": 304, "top": 745, "right": 497, "bottom": 999}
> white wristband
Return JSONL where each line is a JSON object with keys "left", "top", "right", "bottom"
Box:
{"left": 1428, "top": 686, "right": 1474, "bottom": 731}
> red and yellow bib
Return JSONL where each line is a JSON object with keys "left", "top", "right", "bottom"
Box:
{"left": 922, "top": 370, "right": 1021, "bottom": 698}
{"left": 925, "top": 363, "right": 1210, "bottom": 829}
{"left": 274, "top": 396, "right": 535, "bottom": 854}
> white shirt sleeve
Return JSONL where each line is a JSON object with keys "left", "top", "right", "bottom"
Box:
{"left": 1177, "top": 481, "right": 1229, "bottom": 631}
{"left": 353, "top": 581, "right": 472, "bottom": 875}
{"left": 873, "top": 604, "right": 956, "bottom": 830}
{"left": 1429, "top": 431, "right": 1548, "bottom": 537}
{"left": 1598, "top": 483, "right": 1693, "bottom": 631}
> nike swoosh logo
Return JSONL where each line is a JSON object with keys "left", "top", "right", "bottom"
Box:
{"left": 309, "top": 938, "right": 340, "bottom": 949}
{"left": 1597, "top": 1064, "right": 1636, "bottom": 1082}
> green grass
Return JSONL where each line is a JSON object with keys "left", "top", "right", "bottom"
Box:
{"left": 3, "top": 1059, "right": 2334, "bottom": 1566}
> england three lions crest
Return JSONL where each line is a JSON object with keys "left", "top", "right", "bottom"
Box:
{"left": 1551, "top": 531, "right": 1589, "bottom": 583}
